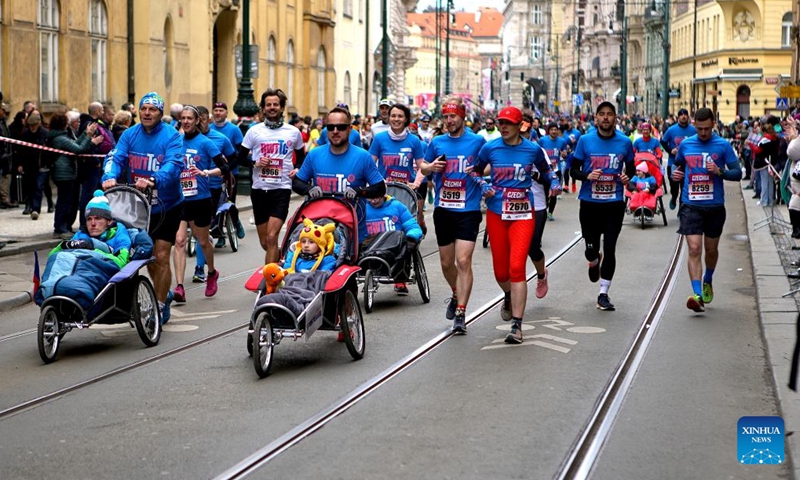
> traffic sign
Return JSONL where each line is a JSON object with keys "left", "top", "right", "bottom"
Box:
{"left": 553, "top": 100, "right": 561, "bottom": 107}
{"left": 572, "top": 94, "right": 584, "bottom": 106}
{"left": 776, "top": 98, "right": 789, "bottom": 110}
{"left": 780, "top": 86, "right": 800, "bottom": 98}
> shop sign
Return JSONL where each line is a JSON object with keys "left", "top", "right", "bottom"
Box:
{"left": 766, "top": 77, "right": 780, "bottom": 85}
{"left": 728, "top": 57, "right": 758, "bottom": 66}
{"left": 701, "top": 59, "right": 718, "bottom": 68}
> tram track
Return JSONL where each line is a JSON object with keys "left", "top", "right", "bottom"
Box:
{"left": 214, "top": 233, "right": 584, "bottom": 479}
{"left": 555, "top": 235, "right": 684, "bottom": 480}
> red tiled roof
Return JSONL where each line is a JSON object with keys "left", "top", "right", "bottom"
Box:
{"left": 407, "top": 8, "right": 502, "bottom": 39}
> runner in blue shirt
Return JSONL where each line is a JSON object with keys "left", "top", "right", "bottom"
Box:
{"left": 172, "top": 105, "right": 229, "bottom": 304}
{"left": 564, "top": 119, "right": 582, "bottom": 193}
{"left": 570, "top": 101, "right": 636, "bottom": 311}
{"left": 292, "top": 106, "right": 386, "bottom": 243}
{"left": 420, "top": 97, "right": 486, "bottom": 334}
{"left": 671, "top": 107, "right": 742, "bottom": 313}
{"left": 632, "top": 122, "right": 663, "bottom": 163}
{"left": 538, "top": 123, "right": 568, "bottom": 221}
{"left": 369, "top": 103, "right": 428, "bottom": 243}
{"left": 101, "top": 92, "right": 184, "bottom": 323}
{"left": 210, "top": 101, "right": 245, "bottom": 240}
{"left": 661, "top": 108, "right": 697, "bottom": 209}
{"left": 317, "top": 124, "right": 363, "bottom": 148}
{"left": 475, "top": 106, "right": 561, "bottom": 344}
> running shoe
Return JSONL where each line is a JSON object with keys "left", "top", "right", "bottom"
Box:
{"left": 547, "top": 213, "right": 555, "bottom": 221}
{"left": 215, "top": 237, "right": 226, "bottom": 248}
{"left": 596, "top": 293, "right": 615, "bottom": 311}
{"left": 192, "top": 266, "right": 206, "bottom": 283}
{"left": 452, "top": 315, "right": 467, "bottom": 334}
{"left": 686, "top": 294, "right": 705, "bottom": 313}
{"left": 236, "top": 220, "right": 246, "bottom": 239}
{"left": 588, "top": 253, "right": 602, "bottom": 283}
{"left": 571, "top": 183, "right": 577, "bottom": 193}
{"left": 505, "top": 320, "right": 523, "bottom": 344}
{"left": 160, "top": 291, "right": 174, "bottom": 325}
{"left": 702, "top": 282, "right": 714, "bottom": 304}
{"left": 30, "top": 211, "right": 39, "bottom": 220}
{"left": 669, "top": 198, "right": 677, "bottom": 210}
{"left": 536, "top": 269, "right": 549, "bottom": 299}
{"left": 394, "top": 283, "right": 409, "bottom": 295}
{"left": 501, "top": 296, "right": 512, "bottom": 321}
{"left": 445, "top": 296, "right": 457, "bottom": 320}
{"left": 173, "top": 284, "right": 187, "bottom": 304}
{"left": 205, "top": 269, "right": 219, "bottom": 297}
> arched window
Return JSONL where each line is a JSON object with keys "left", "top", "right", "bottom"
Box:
{"left": 357, "top": 73, "right": 364, "bottom": 115}
{"left": 287, "top": 40, "right": 294, "bottom": 105}
{"left": 163, "top": 18, "right": 174, "bottom": 92}
{"left": 783, "top": 12, "right": 793, "bottom": 48}
{"left": 268, "top": 35, "right": 276, "bottom": 87}
{"left": 317, "top": 47, "right": 326, "bottom": 109}
{"left": 89, "top": 0, "right": 108, "bottom": 101}
{"left": 344, "top": 71, "right": 352, "bottom": 110}
{"left": 38, "top": 0, "right": 59, "bottom": 102}
{"left": 736, "top": 85, "right": 751, "bottom": 119}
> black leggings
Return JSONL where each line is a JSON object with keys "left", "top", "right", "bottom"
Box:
{"left": 528, "top": 209, "right": 548, "bottom": 263}
{"left": 579, "top": 200, "right": 626, "bottom": 281}
{"left": 667, "top": 165, "right": 682, "bottom": 201}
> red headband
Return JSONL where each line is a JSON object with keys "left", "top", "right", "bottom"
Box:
{"left": 442, "top": 103, "right": 466, "bottom": 119}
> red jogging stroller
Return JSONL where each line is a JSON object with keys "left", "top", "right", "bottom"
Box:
{"left": 624, "top": 152, "right": 668, "bottom": 228}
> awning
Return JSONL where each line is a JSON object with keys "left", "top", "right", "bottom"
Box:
{"left": 692, "top": 74, "right": 763, "bottom": 83}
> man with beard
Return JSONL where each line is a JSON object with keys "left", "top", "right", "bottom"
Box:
{"left": 420, "top": 96, "right": 486, "bottom": 334}
{"left": 239, "top": 88, "right": 306, "bottom": 264}
{"left": 370, "top": 98, "right": 394, "bottom": 136}
{"left": 661, "top": 108, "right": 697, "bottom": 210}
{"left": 570, "top": 101, "right": 635, "bottom": 311}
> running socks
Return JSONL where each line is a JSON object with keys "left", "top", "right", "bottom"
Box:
{"left": 599, "top": 279, "right": 611, "bottom": 295}
{"left": 455, "top": 304, "right": 466, "bottom": 317}
{"left": 703, "top": 268, "right": 714, "bottom": 284}
{"left": 692, "top": 279, "right": 703, "bottom": 296}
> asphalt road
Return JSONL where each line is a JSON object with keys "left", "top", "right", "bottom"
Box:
{"left": 0, "top": 190, "right": 788, "bottom": 479}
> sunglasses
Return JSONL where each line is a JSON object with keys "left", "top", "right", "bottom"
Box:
{"left": 326, "top": 124, "right": 350, "bottom": 132}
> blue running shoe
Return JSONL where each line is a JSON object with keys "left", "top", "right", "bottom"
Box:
{"left": 161, "top": 291, "right": 174, "bottom": 325}
{"left": 215, "top": 236, "right": 226, "bottom": 248}
{"left": 236, "top": 220, "right": 246, "bottom": 239}
{"left": 445, "top": 296, "right": 457, "bottom": 320}
{"left": 192, "top": 266, "right": 206, "bottom": 283}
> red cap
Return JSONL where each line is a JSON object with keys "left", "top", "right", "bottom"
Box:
{"left": 497, "top": 107, "right": 522, "bottom": 124}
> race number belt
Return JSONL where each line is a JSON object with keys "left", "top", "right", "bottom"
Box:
{"left": 133, "top": 173, "right": 159, "bottom": 205}
{"left": 501, "top": 188, "right": 532, "bottom": 220}
{"left": 439, "top": 178, "right": 466, "bottom": 209}
{"left": 258, "top": 157, "right": 283, "bottom": 183}
{"left": 180, "top": 170, "right": 198, "bottom": 197}
{"left": 387, "top": 167, "right": 411, "bottom": 183}
{"left": 688, "top": 173, "right": 714, "bottom": 201}
{"left": 591, "top": 174, "right": 617, "bottom": 200}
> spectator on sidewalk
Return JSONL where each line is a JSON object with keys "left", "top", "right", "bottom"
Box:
{"left": 15, "top": 112, "right": 50, "bottom": 219}
{"left": 0, "top": 103, "right": 15, "bottom": 208}
{"left": 111, "top": 110, "right": 132, "bottom": 142}
{"left": 78, "top": 102, "right": 115, "bottom": 229}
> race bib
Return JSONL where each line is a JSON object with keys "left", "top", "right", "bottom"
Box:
{"left": 180, "top": 170, "right": 198, "bottom": 197}
{"left": 591, "top": 174, "right": 617, "bottom": 200}
{"left": 439, "top": 178, "right": 466, "bottom": 209}
{"left": 387, "top": 167, "right": 411, "bottom": 183}
{"left": 258, "top": 157, "right": 283, "bottom": 183}
{"left": 502, "top": 188, "right": 532, "bottom": 220}
{"left": 688, "top": 173, "right": 714, "bottom": 201}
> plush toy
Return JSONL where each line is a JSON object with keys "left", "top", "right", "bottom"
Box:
{"left": 262, "top": 263, "right": 287, "bottom": 294}
{"left": 287, "top": 218, "right": 336, "bottom": 273}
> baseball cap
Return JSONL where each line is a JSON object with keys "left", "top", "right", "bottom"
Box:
{"left": 379, "top": 98, "right": 394, "bottom": 107}
{"left": 213, "top": 102, "right": 228, "bottom": 110}
{"left": 497, "top": 106, "right": 523, "bottom": 124}
{"left": 420, "top": 114, "right": 431, "bottom": 122}
{"left": 596, "top": 101, "right": 616, "bottom": 115}
{"left": 678, "top": 108, "right": 689, "bottom": 116}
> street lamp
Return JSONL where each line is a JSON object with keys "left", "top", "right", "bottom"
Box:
{"left": 233, "top": 0, "right": 259, "bottom": 121}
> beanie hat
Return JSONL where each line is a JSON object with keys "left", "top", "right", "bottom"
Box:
{"left": 636, "top": 162, "right": 649, "bottom": 173}
{"left": 139, "top": 92, "right": 165, "bottom": 113}
{"left": 289, "top": 218, "right": 336, "bottom": 273}
{"left": 85, "top": 189, "right": 113, "bottom": 221}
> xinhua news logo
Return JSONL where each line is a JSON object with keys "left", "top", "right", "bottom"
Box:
{"left": 738, "top": 416, "right": 784, "bottom": 465}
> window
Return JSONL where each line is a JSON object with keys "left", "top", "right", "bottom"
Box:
{"left": 344, "top": 71, "right": 352, "bottom": 109}
{"left": 530, "top": 36, "right": 542, "bottom": 60}
{"left": 38, "top": 0, "right": 59, "bottom": 103}
{"left": 357, "top": 73, "right": 364, "bottom": 114}
{"left": 287, "top": 40, "right": 294, "bottom": 105}
{"left": 268, "top": 36, "right": 276, "bottom": 87}
{"left": 163, "top": 18, "right": 174, "bottom": 91}
{"left": 343, "top": 0, "right": 353, "bottom": 18}
{"left": 89, "top": 0, "right": 108, "bottom": 101}
{"left": 317, "top": 48, "right": 326, "bottom": 109}
{"left": 532, "top": 4, "right": 542, "bottom": 25}
{"left": 783, "top": 12, "right": 793, "bottom": 48}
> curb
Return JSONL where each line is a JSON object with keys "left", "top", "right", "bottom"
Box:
{"left": 0, "top": 291, "right": 32, "bottom": 313}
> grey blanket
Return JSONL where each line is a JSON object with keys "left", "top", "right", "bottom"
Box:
{"left": 256, "top": 270, "right": 331, "bottom": 317}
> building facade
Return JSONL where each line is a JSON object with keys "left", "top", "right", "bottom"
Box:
{"left": 332, "top": 0, "right": 372, "bottom": 116}
{"left": 668, "top": 0, "right": 793, "bottom": 122}
{"left": 500, "top": 0, "right": 553, "bottom": 110}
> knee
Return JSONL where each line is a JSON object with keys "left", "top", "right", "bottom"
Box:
{"left": 265, "top": 231, "right": 279, "bottom": 246}
{"left": 687, "top": 243, "right": 702, "bottom": 258}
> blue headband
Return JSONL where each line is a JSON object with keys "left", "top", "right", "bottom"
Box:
{"left": 139, "top": 92, "right": 164, "bottom": 113}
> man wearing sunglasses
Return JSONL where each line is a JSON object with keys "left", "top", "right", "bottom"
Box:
{"left": 315, "top": 103, "right": 364, "bottom": 149}
{"left": 293, "top": 106, "right": 386, "bottom": 243}
{"left": 239, "top": 88, "right": 306, "bottom": 264}
{"left": 478, "top": 118, "right": 501, "bottom": 142}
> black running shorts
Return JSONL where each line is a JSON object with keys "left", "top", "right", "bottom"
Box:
{"left": 677, "top": 203, "right": 726, "bottom": 238}
{"left": 251, "top": 188, "right": 291, "bottom": 226}
{"left": 182, "top": 197, "right": 213, "bottom": 228}
{"left": 433, "top": 207, "right": 482, "bottom": 246}
{"left": 149, "top": 202, "right": 184, "bottom": 245}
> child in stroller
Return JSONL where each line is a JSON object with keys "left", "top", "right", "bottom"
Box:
{"left": 628, "top": 162, "right": 658, "bottom": 222}
{"left": 282, "top": 217, "right": 338, "bottom": 273}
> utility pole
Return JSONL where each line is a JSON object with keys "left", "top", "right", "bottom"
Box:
{"left": 575, "top": 26, "right": 581, "bottom": 115}
{"left": 233, "top": 0, "right": 259, "bottom": 121}
{"left": 619, "top": 7, "right": 628, "bottom": 116}
{"left": 554, "top": 35, "right": 560, "bottom": 114}
{"left": 365, "top": 0, "right": 370, "bottom": 113}
{"left": 381, "top": 0, "right": 388, "bottom": 99}
{"left": 445, "top": 0, "right": 452, "bottom": 95}
{"left": 661, "top": 0, "right": 671, "bottom": 120}
{"left": 691, "top": 0, "right": 698, "bottom": 113}
{"left": 435, "top": 0, "right": 441, "bottom": 115}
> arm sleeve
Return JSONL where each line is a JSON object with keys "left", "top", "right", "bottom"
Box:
{"left": 292, "top": 176, "right": 313, "bottom": 195}
{"left": 294, "top": 148, "right": 307, "bottom": 169}
{"left": 721, "top": 143, "right": 743, "bottom": 181}
{"left": 362, "top": 180, "right": 386, "bottom": 199}
{"left": 569, "top": 139, "right": 588, "bottom": 181}
{"left": 211, "top": 153, "right": 229, "bottom": 176}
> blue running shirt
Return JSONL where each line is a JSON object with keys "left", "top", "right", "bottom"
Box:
{"left": 204, "top": 129, "right": 236, "bottom": 190}
{"left": 180, "top": 133, "right": 222, "bottom": 202}
{"left": 573, "top": 130, "right": 635, "bottom": 203}
{"left": 423, "top": 130, "right": 486, "bottom": 212}
{"left": 674, "top": 133, "right": 741, "bottom": 207}
{"left": 662, "top": 123, "right": 697, "bottom": 167}
{"left": 538, "top": 135, "right": 569, "bottom": 169}
{"left": 369, "top": 131, "right": 425, "bottom": 184}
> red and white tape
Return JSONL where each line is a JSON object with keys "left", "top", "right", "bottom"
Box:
{"left": 0, "top": 135, "right": 106, "bottom": 158}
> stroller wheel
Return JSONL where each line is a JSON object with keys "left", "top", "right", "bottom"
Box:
{"left": 38, "top": 305, "right": 61, "bottom": 364}
{"left": 253, "top": 314, "right": 274, "bottom": 378}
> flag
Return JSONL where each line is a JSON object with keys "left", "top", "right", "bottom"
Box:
{"left": 32, "top": 250, "right": 40, "bottom": 295}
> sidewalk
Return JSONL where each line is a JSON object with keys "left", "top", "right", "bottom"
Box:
{"left": 0, "top": 191, "right": 256, "bottom": 312}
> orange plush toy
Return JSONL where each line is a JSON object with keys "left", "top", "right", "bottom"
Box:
{"left": 262, "top": 263, "right": 287, "bottom": 294}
